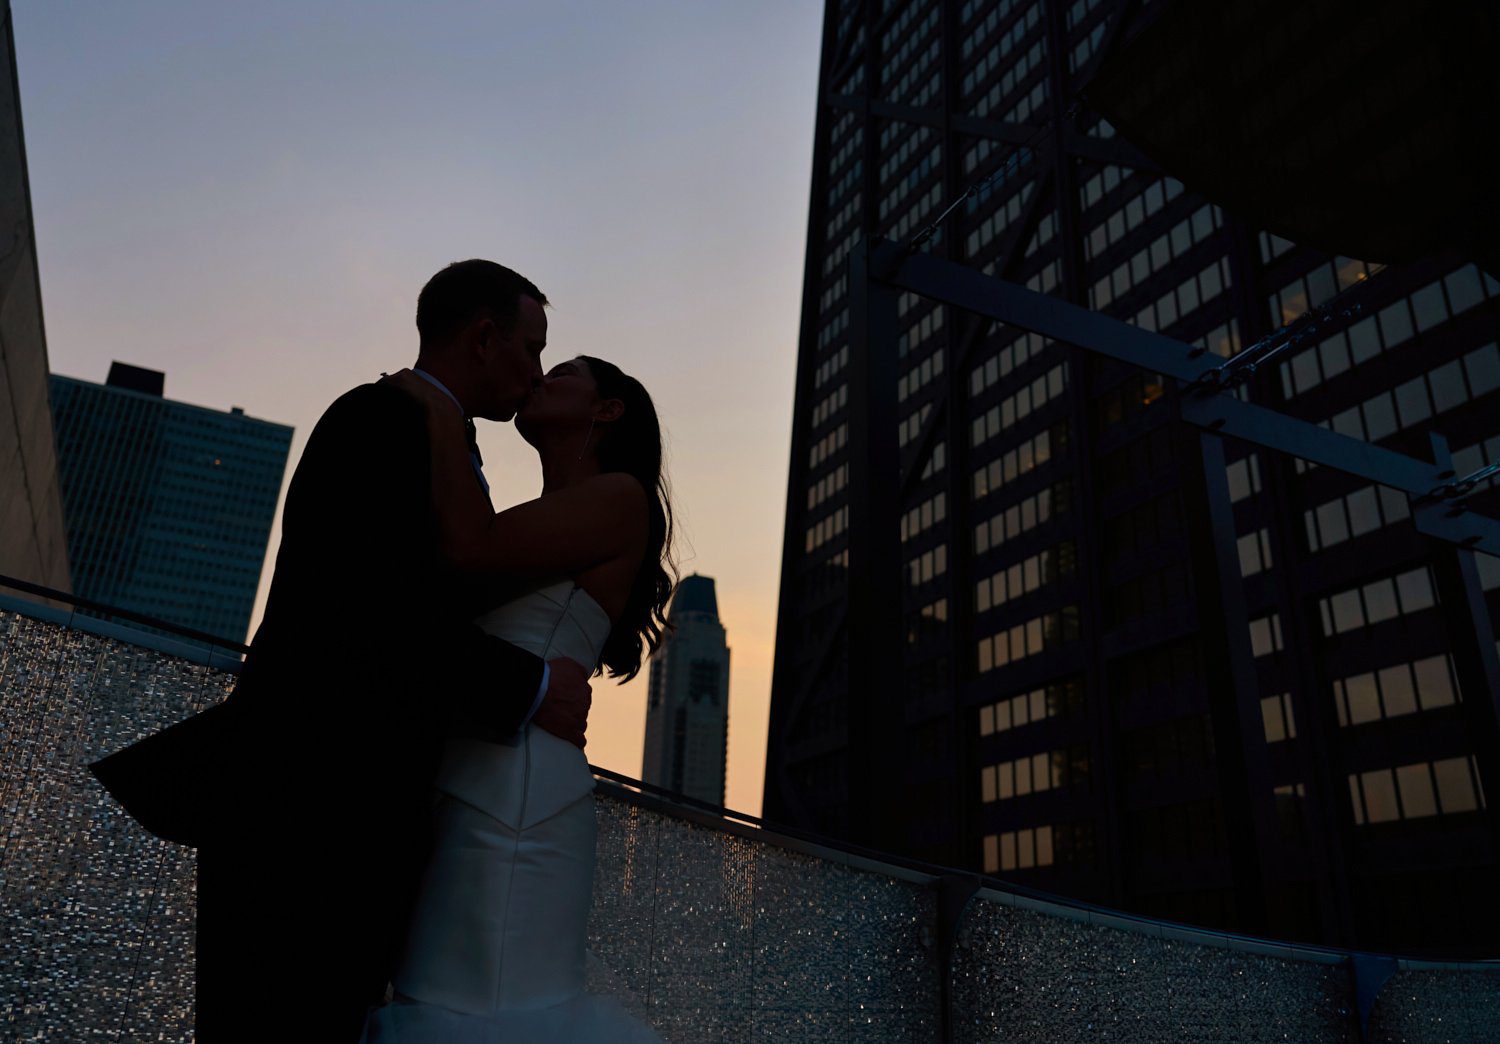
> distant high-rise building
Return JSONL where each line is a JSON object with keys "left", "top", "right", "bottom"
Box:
{"left": 766, "top": 0, "right": 1500, "bottom": 956}
{"left": 49, "top": 362, "right": 292, "bottom": 643}
{"left": 0, "top": 1, "right": 71, "bottom": 593}
{"left": 643, "top": 574, "right": 731, "bottom": 805}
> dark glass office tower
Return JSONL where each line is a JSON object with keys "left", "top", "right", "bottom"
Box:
{"left": 765, "top": 0, "right": 1500, "bottom": 956}
{"left": 50, "top": 363, "right": 292, "bottom": 644}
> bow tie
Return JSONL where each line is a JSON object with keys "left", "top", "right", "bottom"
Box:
{"left": 463, "top": 418, "right": 483, "bottom": 467}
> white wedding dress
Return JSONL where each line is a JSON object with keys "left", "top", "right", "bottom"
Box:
{"left": 360, "top": 580, "right": 663, "bottom": 1043}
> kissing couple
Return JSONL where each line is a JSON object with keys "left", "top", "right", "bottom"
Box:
{"left": 90, "top": 260, "right": 673, "bottom": 1041}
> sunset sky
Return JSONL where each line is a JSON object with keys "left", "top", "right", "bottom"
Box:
{"left": 14, "top": 0, "right": 823, "bottom": 816}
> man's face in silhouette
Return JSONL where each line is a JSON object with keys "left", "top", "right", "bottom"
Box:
{"left": 475, "top": 294, "right": 547, "bottom": 421}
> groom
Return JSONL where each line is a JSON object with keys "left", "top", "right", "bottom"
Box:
{"left": 89, "top": 260, "right": 591, "bottom": 1041}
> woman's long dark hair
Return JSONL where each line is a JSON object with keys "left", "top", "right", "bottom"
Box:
{"left": 579, "top": 356, "right": 676, "bottom": 681}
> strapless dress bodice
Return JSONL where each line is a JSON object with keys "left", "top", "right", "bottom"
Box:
{"left": 431, "top": 580, "right": 611, "bottom": 830}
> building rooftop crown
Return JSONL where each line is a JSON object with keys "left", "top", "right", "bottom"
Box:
{"left": 670, "top": 573, "right": 718, "bottom": 619}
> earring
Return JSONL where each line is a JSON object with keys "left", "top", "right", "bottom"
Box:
{"left": 577, "top": 417, "right": 597, "bottom": 461}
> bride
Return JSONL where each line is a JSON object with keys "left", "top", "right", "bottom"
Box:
{"left": 361, "top": 356, "right": 673, "bottom": 1042}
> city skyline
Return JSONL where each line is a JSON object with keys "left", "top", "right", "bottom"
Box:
{"left": 11, "top": 1, "right": 822, "bottom": 815}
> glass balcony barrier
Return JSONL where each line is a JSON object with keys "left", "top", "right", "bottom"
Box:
{"left": 2, "top": 580, "right": 1497, "bottom": 1041}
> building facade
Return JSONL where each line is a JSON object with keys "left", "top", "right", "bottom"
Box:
{"left": 0, "top": 0, "right": 70, "bottom": 593}
{"left": 49, "top": 363, "right": 292, "bottom": 643}
{"left": 643, "top": 573, "right": 731, "bottom": 805}
{"left": 766, "top": 0, "right": 1500, "bottom": 956}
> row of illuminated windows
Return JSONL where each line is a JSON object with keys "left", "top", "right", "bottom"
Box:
{"left": 807, "top": 463, "right": 848, "bottom": 511}
{"left": 920, "top": 441, "right": 947, "bottom": 482}
{"left": 814, "top": 344, "right": 849, "bottom": 391}
{"left": 827, "top": 159, "right": 861, "bottom": 207}
{"left": 970, "top": 329, "right": 1051, "bottom": 397}
{"left": 818, "top": 273, "right": 846, "bottom": 318}
{"left": 805, "top": 505, "right": 848, "bottom": 554}
{"left": 967, "top": 31, "right": 1044, "bottom": 110}
{"left": 966, "top": 181, "right": 1036, "bottom": 257}
{"left": 1022, "top": 211, "right": 1058, "bottom": 262}
{"left": 1349, "top": 756, "right": 1485, "bottom": 825}
{"left": 900, "top": 491, "right": 947, "bottom": 543}
{"left": 906, "top": 597, "right": 949, "bottom": 647}
{"left": 976, "top": 540, "right": 1077, "bottom": 613}
{"left": 1237, "top": 527, "right": 1274, "bottom": 577}
{"left": 1128, "top": 256, "right": 1232, "bottom": 335}
{"left": 1083, "top": 172, "right": 1186, "bottom": 258}
{"left": 1194, "top": 318, "right": 1242, "bottom": 360}
{"left": 1257, "top": 230, "right": 1295, "bottom": 263}
{"left": 889, "top": 47, "right": 941, "bottom": 108}
{"left": 817, "top": 308, "right": 848, "bottom": 350}
{"left": 879, "top": 124, "right": 933, "bottom": 183}
{"left": 1314, "top": 345, "right": 1500, "bottom": 448}
{"left": 825, "top": 192, "right": 860, "bottom": 244}
{"left": 1261, "top": 692, "right": 1297, "bottom": 743}
{"left": 1335, "top": 654, "right": 1458, "bottom": 728}
{"left": 1078, "top": 163, "right": 1127, "bottom": 210}
{"left": 974, "top": 480, "right": 1073, "bottom": 558}
{"left": 961, "top": 0, "right": 1039, "bottom": 62}
{"left": 960, "top": 0, "right": 1026, "bottom": 33}
{"left": 899, "top": 347, "right": 945, "bottom": 403}
{"left": 983, "top": 819, "right": 1095, "bottom": 873}
{"left": 1087, "top": 203, "right": 1222, "bottom": 311}
{"left": 880, "top": 147, "right": 941, "bottom": 221}
{"left": 1319, "top": 566, "right": 1436, "bottom": 637}
{"left": 972, "top": 41, "right": 1047, "bottom": 122}
{"left": 1226, "top": 454, "right": 1263, "bottom": 503}
{"left": 881, "top": 2, "right": 938, "bottom": 68}
{"left": 981, "top": 744, "right": 1090, "bottom": 803}
{"left": 822, "top": 227, "right": 859, "bottom": 277}
{"left": 1304, "top": 483, "right": 1411, "bottom": 553}
{"left": 909, "top": 543, "right": 949, "bottom": 588}
{"left": 811, "top": 383, "right": 847, "bottom": 427}
{"left": 1068, "top": 19, "right": 1107, "bottom": 72}
{"left": 1249, "top": 613, "right": 1284, "bottom": 658}
{"left": 1000, "top": 79, "right": 1048, "bottom": 125}
{"left": 808, "top": 423, "right": 847, "bottom": 468}
{"left": 827, "top": 124, "right": 861, "bottom": 179}
{"left": 972, "top": 422, "right": 1069, "bottom": 501}
{"left": 977, "top": 605, "right": 1081, "bottom": 673}
{"left": 888, "top": 183, "right": 943, "bottom": 242}
{"left": 1022, "top": 258, "right": 1062, "bottom": 295}
{"left": 1267, "top": 255, "right": 1384, "bottom": 328}
{"left": 979, "top": 678, "right": 1085, "bottom": 736}
{"left": 898, "top": 401, "right": 933, "bottom": 448}
{"left": 1065, "top": 0, "right": 1107, "bottom": 31}
{"left": 899, "top": 309, "right": 944, "bottom": 360}
{"left": 1280, "top": 268, "right": 1498, "bottom": 399}
{"left": 971, "top": 364, "right": 1068, "bottom": 449}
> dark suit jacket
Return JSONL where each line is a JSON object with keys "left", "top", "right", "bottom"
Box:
{"left": 88, "top": 381, "right": 544, "bottom": 853}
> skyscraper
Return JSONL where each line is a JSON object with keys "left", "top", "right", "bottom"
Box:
{"left": 643, "top": 573, "right": 731, "bottom": 805}
{"left": 49, "top": 362, "right": 292, "bottom": 643}
{"left": 1, "top": 0, "right": 70, "bottom": 593}
{"left": 766, "top": 0, "right": 1500, "bottom": 955}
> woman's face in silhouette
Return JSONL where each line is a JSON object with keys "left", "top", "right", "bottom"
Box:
{"left": 515, "top": 356, "right": 600, "bottom": 447}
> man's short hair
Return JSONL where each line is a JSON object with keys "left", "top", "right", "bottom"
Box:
{"left": 416, "top": 260, "right": 547, "bottom": 346}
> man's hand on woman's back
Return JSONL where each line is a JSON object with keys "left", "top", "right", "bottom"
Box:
{"left": 532, "top": 658, "right": 592, "bottom": 750}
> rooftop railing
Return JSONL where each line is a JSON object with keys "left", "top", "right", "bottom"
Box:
{"left": 1, "top": 580, "right": 1497, "bottom": 1041}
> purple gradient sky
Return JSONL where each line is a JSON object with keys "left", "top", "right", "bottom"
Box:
{"left": 14, "top": 1, "right": 822, "bottom": 815}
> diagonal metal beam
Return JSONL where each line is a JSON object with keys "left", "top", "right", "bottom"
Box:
{"left": 874, "top": 240, "right": 1500, "bottom": 555}
{"left": 896, "top": 163, "right": 1051, "bottom": 498}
